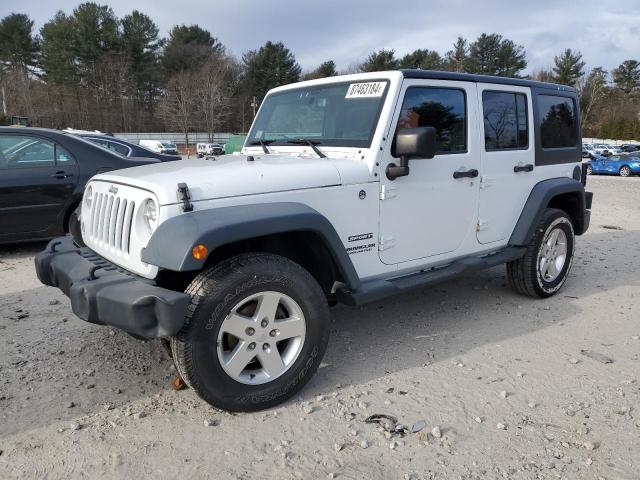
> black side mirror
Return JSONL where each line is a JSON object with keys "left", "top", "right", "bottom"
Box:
{"left": 387, "top": 127, "right": 437, "bottom": 180}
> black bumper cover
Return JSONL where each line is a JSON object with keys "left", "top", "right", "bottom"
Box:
{"left": 35, "top": 236, "right": 190, "bottom": 338}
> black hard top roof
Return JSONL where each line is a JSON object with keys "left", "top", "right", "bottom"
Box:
{"left": 400, "top": 69, "right": 576, "bottom": 92}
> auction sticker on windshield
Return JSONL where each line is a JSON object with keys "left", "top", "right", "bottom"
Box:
{"left": 345, "top": 82, "right": 386, "bottom": 98}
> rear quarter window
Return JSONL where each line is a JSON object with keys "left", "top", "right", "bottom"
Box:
{"left": 538, "top": 95, "right": 578, "bottom": 149}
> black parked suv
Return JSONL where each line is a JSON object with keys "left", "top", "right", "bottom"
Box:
{"left": 0, "top": 127, "right": 161, "bottom": 244}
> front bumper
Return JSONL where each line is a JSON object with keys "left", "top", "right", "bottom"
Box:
{"left": 35, "top": 236, "right": 190, "bottom": 338}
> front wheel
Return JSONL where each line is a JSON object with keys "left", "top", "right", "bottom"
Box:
{"left": 619, "top": 165, "right": 631, "bottom": 177}
{"left": 171, "top": 253, "right": 330, "bottom": 411}
{"left": 586, "top": 164, "right": 593, "bottom": 175}
{"left": 506, "top": 208, "right": 575, "bottom": 298}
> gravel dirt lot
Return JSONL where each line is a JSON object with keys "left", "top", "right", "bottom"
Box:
{"left": 1, "top": 175, "right": 639, "bottom": 479}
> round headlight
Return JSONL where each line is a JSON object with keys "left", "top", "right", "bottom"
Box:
{"left": 84, "top": 186, "right": 93, "bottom": 208}
{"left": 142, "top": 199, "right": 158, "bottom": 233}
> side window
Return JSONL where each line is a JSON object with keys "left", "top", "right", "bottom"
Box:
{"left": 538, "top": 95, "right": 577, "bottom": 148}
{"left": 482, "top": 91, "right": 529, "bottom": 150}
{"left": 0, "top": 135, "right": 55, "bottom": 169}
{"left": 56, "top": 145, "right": 75, "bottom": 165}
{"left": 105, "top": 140, "right": 129, "bottom": 157}
{"left": 395, "top": 87, "right": 467, "bottom": 155}
{"left": 92, "top": 139, "right": 108, "bottom": 148}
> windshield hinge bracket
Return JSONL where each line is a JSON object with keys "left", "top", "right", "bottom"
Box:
{"left": 177, "top": 183, "right": 193, "bottom": 212}
{"left": 380, "top": 185, "right": 397, "bottom": 200}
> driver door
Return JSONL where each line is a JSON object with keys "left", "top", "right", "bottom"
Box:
{"left": 378, "top": 80, "right": 480, "bottom": 265}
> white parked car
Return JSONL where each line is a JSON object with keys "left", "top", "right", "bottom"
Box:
{"left": 592, "top": 144, "right": 612, "bottom": 156}
{"left": 36, "top": 70, "right": 593, "bottom": 412}
{"left": 582, "top": 144, "right": 597, "bottom": 159}
{"left": 606, "top": 145, "right": 623, "bottom": 155}
{"left": 196, "top": 143, "right": 224, "bottom": 157}
{"left": 139, "top": 140, "right": 178, "bottom": 155}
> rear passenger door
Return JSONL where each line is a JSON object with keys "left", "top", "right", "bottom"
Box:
{"left": 0, "top": 134, "right": 78, "bottom": 235}
{"left": 476, "top": 85, "right": 535, "bottom": 245}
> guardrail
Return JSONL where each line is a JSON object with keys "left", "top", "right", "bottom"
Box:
{"left": 113, "top": 132, "right": 234, "bottom": 144}
{"left": 583, "top": 138, "right": 639, "bottom": 145}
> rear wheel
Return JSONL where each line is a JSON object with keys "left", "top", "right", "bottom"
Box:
{"left": 586, "top": 164, "right": 593, "bottom": 175}
{"left": 619, "top": 165, "right": 631, "bottom": 177}
{"left": 507, "top": 208, "right": 575, "bottom": 298}
{"left": 171, "top": 253, "right": 330, "bottom": 411}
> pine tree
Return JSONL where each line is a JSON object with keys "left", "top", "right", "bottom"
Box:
{"left": 466, "top": 33, "right": 526, "bottom": 77}
{"left": 399, "top": 49, "right": 443, "bottom": 70}
{"left": 242, "top": 41, "right": 301, "bottom": 101}
{"left": 304, "top": 60, "right": 337, "bottom": 80}
{"left": 445, "top": 37, "right": 468, "bottom": 72}
{"left": 612, "top": 60, "right": 640, "bottom": 94}
{"left": 359, "top": 49, "right": 398, "bottom": 72}
{"left": 552, "top": 49, "right": 585, "bottom": 86}
{"left": 162, "top": 25, "right": 224, "bottom": 75}
{"left": 0, "top": 13, "right": 39, "bottom": 72}
{"left": 40, "top": 11, "right": 77, "bottom": 84}
{"left": 121, "top": 11, "right": 162, "bottom": 97}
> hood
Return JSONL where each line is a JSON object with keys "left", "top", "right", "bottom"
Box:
{"left": 91, "top": 153, "right": 371, "bottom": 205}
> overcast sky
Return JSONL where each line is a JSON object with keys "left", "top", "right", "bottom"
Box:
{"left": 2, "top": 0, "right": 639, "bottom": 74}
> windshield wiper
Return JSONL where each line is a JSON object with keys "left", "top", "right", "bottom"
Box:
{"left": 286, "top": 138, "right": 326, "bottom": 158}
{"left": 248, "top": 139, "right": 275, "bottom": 154}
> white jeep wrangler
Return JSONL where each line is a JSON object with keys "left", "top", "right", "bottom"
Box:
{"left": 36, "top": 70, "right": 592, "bottom": 411}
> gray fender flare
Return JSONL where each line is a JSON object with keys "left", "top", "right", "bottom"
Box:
{"left": 509, "top": 177, "right": 587, "bottom": 246}
{"left": 141, "top": 202, "right": 361, "bottom": 289}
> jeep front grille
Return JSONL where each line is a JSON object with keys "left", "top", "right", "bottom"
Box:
{"left": 82, "top": 180, "right": 159, "bottom": 279}
{"left": 88, "top": 192, "right": 135, "bottom": 254}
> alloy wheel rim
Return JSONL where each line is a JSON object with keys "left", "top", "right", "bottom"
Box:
{"left": 538, "top": 226, "right": 568, "bottom": 282}
{"left": 216, "top": 291, "right": 306, "bottom": 385}
{"left": 621, "top": 167, "right": 630, "bottom": 176}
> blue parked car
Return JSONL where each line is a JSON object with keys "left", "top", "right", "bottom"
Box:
{"left": 586, "top": 155, "right": 640, "bottom": 177}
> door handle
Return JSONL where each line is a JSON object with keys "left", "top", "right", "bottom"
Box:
{"left": 453, "top": 168, "right": 479, "bottom": 179}
{"left": 52, "top": 171, "right": 73, "bottom": 179}
{"left": 514, "top": 164, "right": 534, "bottom": 173}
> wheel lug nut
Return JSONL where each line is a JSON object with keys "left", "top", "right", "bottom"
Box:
{"left": 261, "top": 319, "right": 268, "bottom": 328}
{"left": 269, "top": 329, "right": 278, "bottom": 337}
{"left": 246, "top": 327, "right": 255, "bottom": 336}
{"left": 262, "top": 343, "right": 270, "bottom": 351}
{"left": 248, "top": 342, "right": 256, "bottom": 350}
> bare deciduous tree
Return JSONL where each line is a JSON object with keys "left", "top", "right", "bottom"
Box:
{"left": 194, "top": 56, "right": 236, "bottom": 141}
{"left": 158, "top": 70, "right": 199, "bottom": 149}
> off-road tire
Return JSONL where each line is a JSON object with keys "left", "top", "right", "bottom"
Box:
{"left": 171, "top": 253, "right": 330, "bottom": 411}
{"left": 506, "top": 208, "right": 575, "bottom": 298}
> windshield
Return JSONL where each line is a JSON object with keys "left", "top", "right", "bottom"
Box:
{"left": 246, "top": 81, "right": 389, "bottom": 148}
{"left": 161, "top": 142, "right": 176, "bottom": 149}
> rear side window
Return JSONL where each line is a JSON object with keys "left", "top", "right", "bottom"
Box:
{"left": 0, "top": 135, "right": 56, "bottom": 169}
{"left": 482, "top": 91, "right": 528, "bottom": 150}
{"left": 395, "top": 87, "right": 467, "bottom": 154}
{"left": 105, "top": 140, "right": 130, "bottom": 157}
{"left": 56, "top": 145, "right": 75, "bottom": 165}
{"left": 538, "top": 95, "right": 577, "bottom": 148}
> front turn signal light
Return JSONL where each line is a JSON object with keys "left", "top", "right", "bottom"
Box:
{"left": 192, "top": 244, "right": 208, "bottom": 260}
